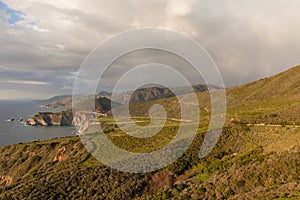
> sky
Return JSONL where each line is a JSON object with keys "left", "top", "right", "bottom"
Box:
{"left": 0, "top": 0, "right": 300, "bottom": 99}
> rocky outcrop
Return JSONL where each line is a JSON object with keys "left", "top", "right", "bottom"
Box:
{"left": 26, "top": 110, "right": 99, "bottom": 128}
{"left": 26, "top": 110, "right": 74, "bottom": 126}
{"left": 27, "top": 96, "right": 114, "bottom": 126}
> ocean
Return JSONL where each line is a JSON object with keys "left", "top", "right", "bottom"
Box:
{"left": 0, "top": 100, "right": 74, "bottom": 146}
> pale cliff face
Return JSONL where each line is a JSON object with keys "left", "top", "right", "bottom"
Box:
{"left": 26, "top": 110, "right": 97, "bottom": 130}
{"left": 26, "top": 111, "right": 74, "bottom": 126}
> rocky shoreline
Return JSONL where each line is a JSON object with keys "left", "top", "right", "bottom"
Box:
{"left": 26, "top": 110, "right": 74, "bottom": 126}
{"left": 26, "top": 110, "right": 104, "bottom": 130}
{"left": 27, "top": 96, "right": 114, "bottom": 126}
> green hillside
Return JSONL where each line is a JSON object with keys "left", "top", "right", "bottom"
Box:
{"left": 226, "top": 65, "right": 300, "bottom": 125}
{"left": 228, "top": 66, "right": 300, "bottom": 102}
{"left": 1, "top": 66, "right": 300, "bottom": 199}
{"left": 0, "top": 124, "right": 299, "bottom": 199}
{"left": 124, "top": 66, "right": 300, "bottom": 126}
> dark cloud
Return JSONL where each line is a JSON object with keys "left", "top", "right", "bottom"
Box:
{"left": 0, "top": 0, "right": 299, "bottom": 99}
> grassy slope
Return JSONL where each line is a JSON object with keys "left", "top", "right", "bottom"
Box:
{"left": 126, "top": 66, "right": 300, "bottom": 126}
{"left": 0, "top": 124, "right": 299, "bottom": 199}
{"left": 226, "top": 65, "right": 300, "bottom": 124}
{"left": 0, "top": 66, "right": 300, "bottom": 199}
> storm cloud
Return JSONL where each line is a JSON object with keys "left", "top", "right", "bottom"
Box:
{"left": 0, "top": 0, "right": 300, "bottom": 99}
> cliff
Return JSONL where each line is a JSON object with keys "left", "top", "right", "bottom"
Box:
{"left": 26, "top": 110, "right": 74, "bottom": 126}
{"left": 27, "top": 97, "right": 116, "bottom": 126}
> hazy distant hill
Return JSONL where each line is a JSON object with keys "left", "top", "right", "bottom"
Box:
{"left": 127, "top": 84, "right": 210, "bottom": 103}
{"left": 39, "top": 94, "right": 106, "bottom": 109}
{"left": 74, "top": 96, "right": 121, "bottom": 113}
{"left": 41, "top": 84, "right": 211, "bottom": 109}
{"left": 35, "top": 95, "right": 71, "bottom": 104}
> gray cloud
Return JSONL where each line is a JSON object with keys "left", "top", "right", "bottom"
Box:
{"left": 0, "top": 0, "right": 300, "bottom": 99}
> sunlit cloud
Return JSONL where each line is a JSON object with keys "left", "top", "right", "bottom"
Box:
{"left": 0, "top": 80, "right": 49, "bottom": 85}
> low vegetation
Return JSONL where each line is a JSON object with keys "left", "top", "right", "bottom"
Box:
{"left": 1, "top": 66, "right": 300, "bottom": 199}
{"left": 0, "top": 122, "right": 299, "bottom": 199}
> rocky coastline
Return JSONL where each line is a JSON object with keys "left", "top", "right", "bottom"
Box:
{"left": 26, "top": 110, "right": 105, "bottom": 129}
{"left": 26, "top": 110, "right": 74, "bottom": 126}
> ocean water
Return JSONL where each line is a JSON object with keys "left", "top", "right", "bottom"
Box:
{"left": 0, "top": 100, "right": 74, "bottom": 146}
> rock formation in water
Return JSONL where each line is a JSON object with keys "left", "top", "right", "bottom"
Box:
{"left": 27, "top": 97, "right": 115, "bottom": 126}
{"left": 26, "top": 110, "right": 74, "bottom": 126}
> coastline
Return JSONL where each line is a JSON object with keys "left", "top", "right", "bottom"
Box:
{"left": 0, "top": 100, "right": 75, "bottom": 147}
